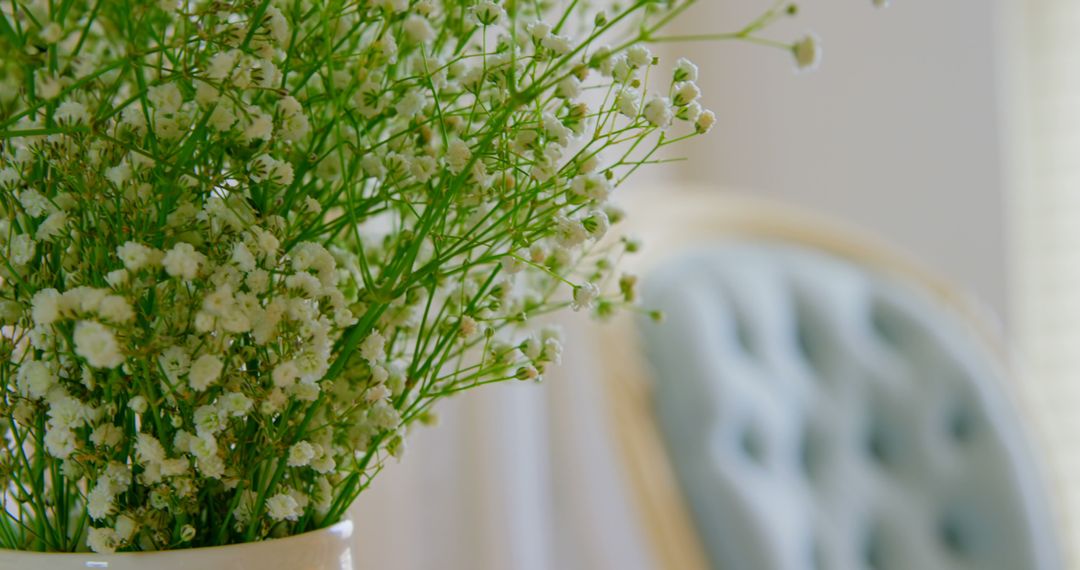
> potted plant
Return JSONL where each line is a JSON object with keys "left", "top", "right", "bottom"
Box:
{"left": 0, "top": 0, "right": 830, "bottom": 566}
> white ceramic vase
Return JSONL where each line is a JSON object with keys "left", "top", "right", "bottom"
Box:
{"left": 0, "top": 519, "right": 355, "bottom": 570}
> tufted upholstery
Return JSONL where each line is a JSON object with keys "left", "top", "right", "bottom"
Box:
{"left": 639, "top": 242, "right": 1061, "bottom": 570}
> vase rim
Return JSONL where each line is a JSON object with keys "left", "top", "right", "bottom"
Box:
{"left": 0, "top": 518, "right": 354, "bottom": 559}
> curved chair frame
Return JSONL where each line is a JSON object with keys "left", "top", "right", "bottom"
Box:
{"left": 592, "top": 188, "right": 1064, "bottom": 570}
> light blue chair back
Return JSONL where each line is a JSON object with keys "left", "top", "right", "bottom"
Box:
{"left": 640, "top": 242, "right": 1062, "bottom": 570}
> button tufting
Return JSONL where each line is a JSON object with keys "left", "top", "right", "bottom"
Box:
{"left": 869, "top": 300, "right": 908, "bottom": 348}
{"left": 640, "top": 244, "right": 1060, "bottom": 570}
{"left": 946, "top": 398, "right": 978, "bottom": 445}
{"left": 733, "top": 311, "right": 758, "bottom": 359}
{"left": 938, "top": 511, "right": 971, "bottom": 558}
{"left": 800, "top": 425, "right": 825, "bottom": 483}
{"left": 795, "top": 301, "right": 828, "bottom": 375}
{"left": 739, "top": 422, "right": 767, "bottom": 467}
{"left": 863, "top": 522, "right": 887, "bottom": 570}
{"left": 865, "top": 419, "right": 897, "bottom": 470}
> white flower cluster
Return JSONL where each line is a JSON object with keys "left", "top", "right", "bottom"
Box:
{"left": 0, "top": 0, "right": 820, "bottom": 554}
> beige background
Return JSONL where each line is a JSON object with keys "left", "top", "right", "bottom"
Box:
{"left": 646, "top": 0, "right": 1009, "bottom": 319}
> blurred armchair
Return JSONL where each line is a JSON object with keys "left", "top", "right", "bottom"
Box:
{"left": 601, "top": 190, "right": 1064, "bottom": 570}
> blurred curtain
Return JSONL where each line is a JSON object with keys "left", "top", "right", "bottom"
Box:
{"left": 1010, "top": 0, "right": 1080, "bottom": 564}
{"left": 347, "top": 315, "right": 658, "bottom": 570}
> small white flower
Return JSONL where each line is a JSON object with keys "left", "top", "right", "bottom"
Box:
{"left": 194, "top": 406, "right": 226, "bottom": 436}
{"left": 159, "top": 345, "right": 191, "bottom": 385}
{"left": 105, "top": 269, "right": 129, "bottom": 288}
{"left": 582, "top": 210, "right": 610, "bottom": 240}
{"left": 446, "top": 139, "right": 472, "bottom": 174}
{"left": 154, "top": 115, "right": 183, "bottom": 140}
{"left": 409, "top": 154, "right": 438, "bottom": 182}
{"left": 114, "top": 516, "right": 138, "bottom": 543}
{"left": 396, "top": 90, "right": 427, "bottom": 118}
{"left": 403, "top": 15, "right": 435, "bottom": 43}
{"left": 570, "top": 173, "right": 612, "bottom": 202}
{"left": 695, "top": 110, "right": 717, "bottom": 134}
{"left": 554, "top": 216, "right": 589, "bottom": 247}
{"left": 266, "top": 493, "right": 301, "bottom": 521}
{"left": 458, "top": 316, "right": 478, "bottom": 338}
{"left": 105, "top": 165, "right": 134, "bottom": 193}
{"left": 250, "top": 154, "right": 294, "bottom": 186}
{"left": 44, "top": 426, "right": 77, "bottom": 459}
{"left": 615, "top": 89, "right": 639, "bottom": 118}
{"left": 543, "top": 337, "right": 564, "bottom": 366}
{"left": 369, "top": 401, "right": 401, "bottom": 430}
{"left": 256, "top": 58, "right": 279, "bottom": 89}
{"left": 117, "top": 241, "right": 162, "bottom": 271}
{"left": 128, "top": 396, "right": 148, "bottom": 414}
{"left": 280, "top": 108, "right": 310, "bottom": 142}
{"left": 473, "top": 1, "right": 506, "bottom": 25}
{"left": 680, "top": 101, "right": 703, "bottom": 123}
{"left": 272, "top": 360, "right": 299, "bottom": 387}
{"left": 17, "top": 360, "right": 54, "bottom": 399}
{"left": 87, "top": 483, "right": 115, "bottom": 520}
{"left": 252, "top": 227, "right": 280, "bottom": 257}
{"left": 36, "top": 210, "right": 67, "bottom": 241}
{"left": 543, "top": 113, "right": 572, "bottom": 146}
{"left": 31, "top": 288, "right": 61, "bottom": 326}
{"left": 557, "top": 76, "right": 582, "bottom": 100}
{"left": 530, "top": 21, "right": 552, "bottom": 41}
{"left": 55, "top": 101, "right": 89, "bottom": 125}
{"left": 674, "top": 58, "right": 699, "bottom": 82}
{"left": 247, "top": 268, "right": 271, "bottom": 294}
{"left": 360, "top": 331, "right": 385, "bottom": 364}
{"left": 311, "top": 454, "right": 336, "bottom": 474}
{"left": 287, "top": 441, "right": 316, "bottom": 467}
{"left": 19, "top": 189, "right": 51, "bottom": 217}
{"left": 278, "top": 95, "right": 303, "bottom": 117}
{"left": 62, "top": 286, "right": 108, "bottom": 315}
{"left": 148, "top": 82, "right": 183, "bottom": 113}
{"left": 366, "top": 384, "right": 391, "bottom": 403}
{"left": 793, "top": 33, "right": 822, "bottom": 71}
{"left": 208, "top": 103, "right": 237, "bottom": 132}
{"left": 232, "top": 242, "right": 257, "bottom": 272}
{"left": 219, "top": 392, "right": 252, "bottom": 417}
{"left": 541, "top": 34, "right": 572, "bottom": 55}
{"left": 87, "top": 527, "right": 119, "bottom": 554}
{"left": 90, "top": 423, "right": 124, "bottom": 448}
{"left": 572, "top": 282, "right": 600, "bottom": 311}
{"left": 627, "top": 45, "right": 652, "bottom": 67}
{"left": 611, "top": 55, "right": 634, "bottom": 82}
{"left": 162, "top": 242, "right": 205, "bottom": 280}
{"left": 243, "top": 108, "right": 274, "bottom": 141}
{"left": 195, "top": 80, "right": 219, "bottom": 106}
{"left": 36, "top": 70, "right": 63, "bottom": 99}
{"left": 673, "top": 81, "right": 701, "bottom": 106}
{"left": 40, "top": 22, "right": 63, "bottom": 44}
{"left": 73, "top": 321, "right": 124, "bottom": 369}
{"left": 189, "top": 354, "right": 223, "bottom": 392}
{"left": 0, "top": 167, "right": 19, "bottom": 188}
{"left": 98, "top": 295, "right": 135, "bottom": 324}
{"left": 207, "top": 50, "right": 239, "bottom": 81}
{"left": 642, "top": 96, "right": 673, "bottom": 129}
{"left": 264, "top": 6, "right": 289, "bottom": 44}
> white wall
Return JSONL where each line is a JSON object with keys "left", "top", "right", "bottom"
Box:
{"left": 649, "top": 0, "right": 1008, "bottom": 319}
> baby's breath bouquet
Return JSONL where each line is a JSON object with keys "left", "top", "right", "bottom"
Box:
{"left": 0, "top": 0, "right": 821, "bottom": 555}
